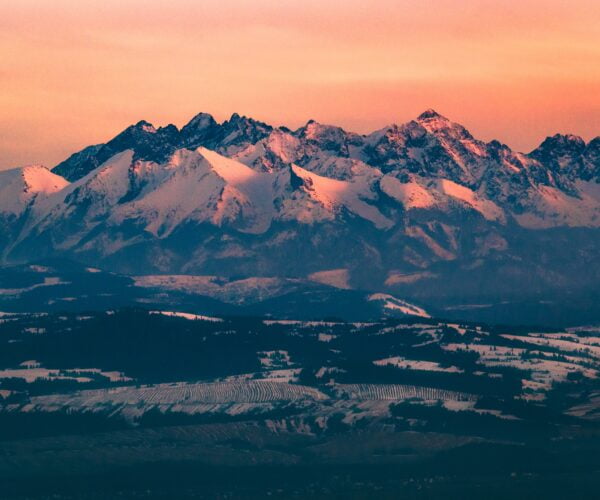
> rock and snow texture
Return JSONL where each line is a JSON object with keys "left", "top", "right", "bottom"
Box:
{"left": 0, "top": 109, "right": 598, "bottom": 298}
{"left": 373, "top": 357, "right": 463, "bottom": 373}
{"left": 288, "top": 164, "right": 392, "bottom": 229}
{"left": 7, "top": 147, "right": 393, "bottom": 253}
{"left": 31, "top": 108, "right": 600, "bottom": 232}
{"left": 113, "top": 148, "right": 276, "bottom": 237}
{"left": 380, "top": 176, "right": 436, "bottom": 209}
{"left": 4, "top": 112, "right": 599, "bottom": 230}
{"left": 437, "top": 179, "right": 505, "bottom": 222}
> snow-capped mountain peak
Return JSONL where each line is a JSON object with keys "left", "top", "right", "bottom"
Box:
{"left": 183, "top": 112, "right": 217, "bottom": 130}
{"left": 134, "top": 120, "right": 157, "bottom": 134}
{"left": 0, "top": 109, "right": 598, "bottom": 302}
{"left": 415, "top": 109, "right": 473, "bottom": 141}
{"left": 416, "top": 108, "right": 446, "bottom": 121}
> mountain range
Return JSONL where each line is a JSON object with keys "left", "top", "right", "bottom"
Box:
{"left": 1, "top": 110, "right": 599, "bottom": 321}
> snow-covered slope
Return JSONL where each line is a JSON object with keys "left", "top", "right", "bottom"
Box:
{"left": 113, "top": 148, "right": 276, "bottom": 237}
{"left": 367, "top": 293, "right": 431, "bottom": 318}
{"left": 0, "top": 166, "right": 69, "bottom": 216}
{"left": 287, "top": 164, "right": 392, "bottom": 229}
{"left": 8, "top": 146, "right": 397, "bottom": 259}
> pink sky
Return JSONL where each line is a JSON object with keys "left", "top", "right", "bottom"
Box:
{"left": 1, "top": 0, "right": 599, "bottom": 168}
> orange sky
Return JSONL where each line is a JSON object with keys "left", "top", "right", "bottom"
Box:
{"left": 1, "top": 0, "right": 599, "bottom": 168}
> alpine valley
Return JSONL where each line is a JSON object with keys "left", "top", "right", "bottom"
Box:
{"left": 1, "top": 109, "right": 599, "bottom": 324}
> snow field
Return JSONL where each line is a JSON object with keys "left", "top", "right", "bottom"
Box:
{"left": 334, "top": 384, "right": 476, "bottom": 402}
{"left": 28, "top": 381, "right": 329, "bottom": 411}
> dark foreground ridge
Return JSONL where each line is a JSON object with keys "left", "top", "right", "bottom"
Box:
{"left": 1, "top": 309, "right": 599, "bottom": 498}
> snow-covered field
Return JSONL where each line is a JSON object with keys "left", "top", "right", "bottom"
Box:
{"left": 0, "top": 361, "right": 131, "bottom": 384}
{"left": 443, "top": 338, "right": 600, "bottom": 396}
{"left": 1, "top": 310, "right": 599, "bottom": 430}
{"left": 334, "top": 384, "right": 476, "bottom": 402}
{"left": 149, "top": 310, "right": 224, "bottom": 322}
{"left": 16, "top": 381, "right": 329, "bottom": 420}
{"left": 367, "top": 293, "right": 430, "bottom": 318}
{"left": 373, "top": 357, "right": 463, "bottom": 373}
{"left": 258, "top": 350, "right": 293, "bottom": 369}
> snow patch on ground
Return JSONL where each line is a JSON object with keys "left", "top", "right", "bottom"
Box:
{"left": 385, "top": 271, "right": 438, "bottom": 286}
{"left": 0, "top": 363, "right": 131, "bottom": 383}
{"left": 374, "top": 356, "right": 463, "bottom": 373}
{"left": 149, "top": 310, "right": 224, "bottom": 322}
{"left": 258, "top": 350, "right": 292, "bottom": 369}
{"left": 367, "top": 293, "right": 430, "bottom": 318}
